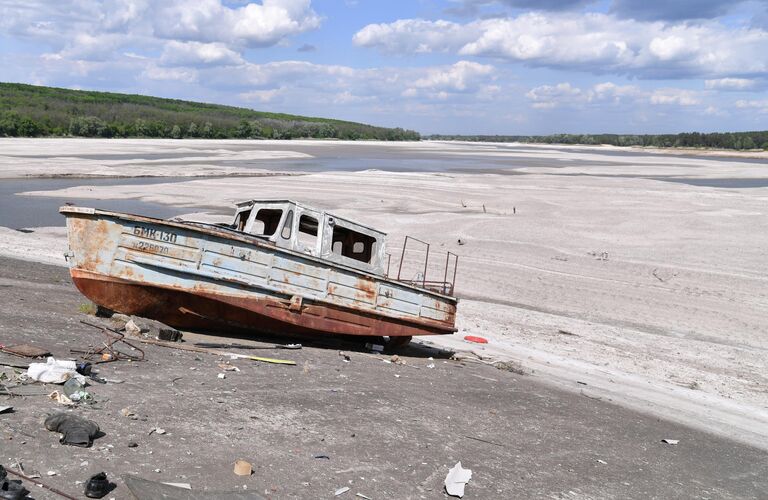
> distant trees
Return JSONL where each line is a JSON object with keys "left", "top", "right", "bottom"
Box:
{"left": 427, "top": 132, "right": 768, "bottom": 151}
{"left": 0, "top": 82, "right": 420, "bottom": 141}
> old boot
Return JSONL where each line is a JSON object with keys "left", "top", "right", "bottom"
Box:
{"left": 84, "top": 472, "right": 110, "bottom": 498}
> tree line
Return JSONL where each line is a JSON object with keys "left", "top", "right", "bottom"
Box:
{"left": 0, "top": 82, "right": 420, "bottom": 141}
{"left": 426, "top": 132, "right": 768, "bottom": 151}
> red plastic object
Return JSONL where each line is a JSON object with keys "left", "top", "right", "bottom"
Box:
{"left": 464, "top": 335, "right": 488, "bottom": 344}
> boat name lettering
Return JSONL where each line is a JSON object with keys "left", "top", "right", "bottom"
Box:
{"left": 133, "top": 226, "right": 178, "bottom": 243}
{"left": 133, "top": 240, "right": 170, "bottom": 254}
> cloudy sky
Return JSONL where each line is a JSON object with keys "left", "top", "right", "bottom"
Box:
{"left": 2, "top": 0, "right": 768, "bottom": 134}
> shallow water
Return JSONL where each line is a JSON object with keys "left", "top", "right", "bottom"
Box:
{"left": 0, "top": 177, "right": 193, "bottom": 228}
{"left": 2, "top": 142, "right": 767, "bottom": 227}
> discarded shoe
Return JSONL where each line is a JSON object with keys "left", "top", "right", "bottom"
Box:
{"left": 85, "top": 472, "right": 110, "bottom": 498}
{"left": 44, "top": 412, "right": 100, "bottom": 447}
{"left": 0, "top": 466, "right": 29, "bottom": 500}
{"left": 0, "top": 480, "right": 29, "bottom": 500}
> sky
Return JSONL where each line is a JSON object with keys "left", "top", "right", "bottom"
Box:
{"left": 1, "top": 0, "right": 768, "bottom": 135}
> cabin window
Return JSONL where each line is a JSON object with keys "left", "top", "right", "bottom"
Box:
{"left": 297, "top": 214, "right": 318, "bottom": 249}
{"left": 332, "top": 226, "right": 376, "bottom": 264}
{"left": 251, "top": 208, "right": 283, "bottom": 236}
{"left": 281, "top": 210, "right": 293, "bottom": 239}
{"left": 235, "top": 209, "right": 251, "bottom": 231}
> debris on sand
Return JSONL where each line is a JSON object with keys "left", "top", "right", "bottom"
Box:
{"left": 233, "top": 460, "right": 252, "bottom": 476}
{"left": 84, "top": 471, "right": 111, "bottom": 499}
{"left": 661, "top": 439, "right": 680, "bottom": 445}
{"left": 444, "top": 461, "right": 472, "bottom": 498}
{"left": 27, "top": 357, "right": 85, "bottom": 384}
{"left": 44, "top": 412, "right": 100, "bottom": 448}
{"left": 464, "top": 335, "right": 488, "bottom": 344}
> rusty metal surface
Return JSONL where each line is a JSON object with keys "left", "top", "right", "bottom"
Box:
{"left": 61, "top": 207, "right": 458, "bottom": 338}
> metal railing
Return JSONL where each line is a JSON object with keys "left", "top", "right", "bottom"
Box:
{"left": 392, "top": 236, "right": 458, "bottom": 296}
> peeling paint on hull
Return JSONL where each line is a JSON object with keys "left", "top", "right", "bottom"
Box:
{"left": 61, "top": 206, "right": 458, "bottom": 339}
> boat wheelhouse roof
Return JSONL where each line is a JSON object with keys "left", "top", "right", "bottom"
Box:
{"left": 234, "top": 199, "right": 387, "bottom": 236}
{"left": 232, "top": 199, "right": 388, "bottom": 276}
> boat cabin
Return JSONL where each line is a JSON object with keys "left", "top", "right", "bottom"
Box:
{"left": 232, "top": 200, "right": 387, "bottom": 275}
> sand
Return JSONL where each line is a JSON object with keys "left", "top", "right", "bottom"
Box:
{"left": 1, "top": 138, "right": 767, "bottom": 449}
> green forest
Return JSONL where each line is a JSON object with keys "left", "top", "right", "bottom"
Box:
{"left": 427, "top": 132, "right": 768, "bottom": 151}
{"left": 0, "top": 82, "right": 420, "bottom": 141}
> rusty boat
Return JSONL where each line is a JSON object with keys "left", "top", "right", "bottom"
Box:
{"left": 60, "top": 200, "right": 458, "bottom": 344}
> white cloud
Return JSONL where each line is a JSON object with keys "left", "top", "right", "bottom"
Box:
{"left": 2, "top": 0, "right": 321, "bottom": 66}
{"left": 161, "top": 41, "right": 244, "bottom": 66}
{"left": 153, "top": 0, "right": 321, "bottom": 47}
{"left": 142, "top": 65, "right": 198, "bottom": 83}
{"left": 704, "top": 78, "right": 757, "bottom": 90}
{"left": 352, "top": 19, "right": 476, "bottom": 54}
{"left": 525, "top": 82, "right": 582, "bottom": 109}
{"left": 240, "top": 88, "right": 285, "bottom": 103}
{"left": 649, "top": 88, "right": 701, "bottom": 106}
{"left": 411, "top": 61, "right": 494, "bottom": 92}
{"left": 588, "top": 82, "right": 642, "bottom": 103}
{"left": 525, "top": 81, "right": 703, "bottom": 109}
{"left": 354, "top": 13, "right": 768, "bottom": 79}
{"left": 735, "top": 99, "right": 768, "bottom": 112}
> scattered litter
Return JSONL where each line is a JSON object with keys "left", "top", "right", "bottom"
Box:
{"left": 0, "top": 344, "right": 51, "bottom": 358}
{"left": 46, "top": 471, "right": 57, "bottom": 476}
{"left": 124, "top": 319, "right": 142, "bottom": 336}
{"left": 218, "top": 364, "right": 240, "bottom": 372}
{"left": 444, "top": 461, "right": 472, "bottom": 498}
{"left": 339, "top": 352, "right": 351, "bottom": 363}
{"left": 48, "top": 390, "right": 74, "bottom": 406}
{"left": 128, "top": 442, "right": 138, "bottom": 448}
{"left": 63, "top": 378, "right": 92, "bottom": 403}
{"left": 124, "top": 475, "right": 263, "bottom": 499}
{"left": 162, "top": 482, "right": 192, "bottom": 490}
{"left": 157, "top": 329, "right": 182, "bottom": 342}
{"left": 121, "top": 408, "right": 138, "bottom": 419}
{"left": 84, "top": 472, "right": 111, "bottom": 498}
{"left": 596, "top": 459, "right": 607, "bottom": 465}
{"left": 661, "top": 439, "right": 679, "bottom": 445}
{"left": 335, "top": 486, "right": 350, "bottom": 496}
{"left": 313, "top": 455, "right": 330, "bottom": 460}
{"left": 233, "top": 460, "right": 252, "bottom": 476}
{"left": 394, "top": 374, "right": 401, "bottom": 378}
{"left": 557, "top": 329, "right": 578, "bottom": 336}
{"left": 0, "top": 465, "right": 30, "bottom": 500}
{"left": 464, "top": 435, "right": 504, "bottom": 447}
{"left": 218, "top": 373, "right": 226, "bottom": 379}
{"left": 365, "top": 343, "right": 384, "bottom": 353}
{"left": 463, "top": 335, "right": 488, "bottom": 344}
{"left": 427, "top": 363, "right": 435, "bottom": 369}
{"left": 27, "top": 357, "right": 86, "bottom": 384}
{"left": 0, "top": 406, "right": 13, "bottom": 414}
{"left": 196, "top": 342, "right": 301, "bottom": 350}
{"left": 78, "top": 321, "right": 146, "bottom": 363}
{"left": 44, "top": 412, "right": 100, "bottom": 448}
{"left": 576, "top": 381, "right": 588, "bottom": 386}
{"left": 355, "top": 494, "right": 372, "bottom": 499}
{"left": 149, "top": 427, "right": 166, "bottom": 435}
{"left": 132, "top": 336, "right": 296, "bottom": 365}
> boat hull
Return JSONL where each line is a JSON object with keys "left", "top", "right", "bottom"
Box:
{"left": 61, "top": 207, "right": 457, "bottom": 339}
{"left": 71, "top": 269, "right": 452, "bottom": 338}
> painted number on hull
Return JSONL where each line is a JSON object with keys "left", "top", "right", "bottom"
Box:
{"left": 133, "top": 226, "right": 178, "bottom": 243}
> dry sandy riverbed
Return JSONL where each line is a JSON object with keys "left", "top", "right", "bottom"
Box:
{"left": 1, "top": 138, "right": 767, "bottom": 449}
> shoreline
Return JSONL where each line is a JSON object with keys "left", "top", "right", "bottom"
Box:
{"left": 1, "top": 138, "right": 767, "bottom": 451}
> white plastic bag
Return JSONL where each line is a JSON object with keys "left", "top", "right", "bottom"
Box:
{"left": 27, "top": 357, "right": 85, "bottom": 384}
